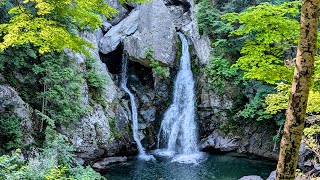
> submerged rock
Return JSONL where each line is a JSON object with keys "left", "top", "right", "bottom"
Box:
{"left": 93, "top": 156, "right": 128, "bottom": 170}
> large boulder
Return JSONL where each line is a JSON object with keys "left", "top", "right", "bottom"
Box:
{"left": 123, "top": 0, "right": 177, "bottom": 67}
{"left": 238, "top": 176, "right": 263, "bottom": 180}
{"left": 99, "top": 10, "right": 140, "bottom": 55}
{"left": 93, "top": 156, "right": 127, "bottom": 170}
{"left": 105, "top": 0, "right": 129, "bottom": 25}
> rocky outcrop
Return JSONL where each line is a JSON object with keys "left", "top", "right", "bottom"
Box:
{"left": 93, "top": 156, "right": 127, "bottom": 170}
{"left": 0, "top": 83, "right": 34, "bottom": 147}
{"left": 180, "top": 0, "right": 211, "bottom": 66}
{"left": 200, "top": 130, "right": 239, "bottom": 152}
{"left": 61, "top": 104, "right": 112, "bottom": 159}
{"left": 124, "top": 0, "right": 177, "bottom": 67}
{"left": 99, "top": 10, "right": 140, "bottom": 55}
{"left": 61, "top": 31, "right": 136, "bottom": 161}
{"left": 105, "top": 0, "right": 129, "bottom": 25}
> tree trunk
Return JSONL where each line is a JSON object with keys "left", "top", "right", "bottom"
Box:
{"left": 275, "top": 1, "right": 320, "bottom": 179}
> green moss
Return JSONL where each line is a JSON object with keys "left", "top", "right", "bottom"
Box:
{"left": 85, "top": 57, "right": 109, "bottom": 108}
{"left": 145, "top": 48, "right": 170, "bottom": 79}
{"left": 0, "top": 112, "right": 22, "bottom": 152}
{"left": 108, "top": 117, "right": 122, "bottom": 139}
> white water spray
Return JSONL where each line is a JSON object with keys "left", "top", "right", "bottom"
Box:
{"left": 120, "top": 53, "right": 155, "bottom": 161}
{"left": 156, "top": 33, "right": 202, "bottom": 164}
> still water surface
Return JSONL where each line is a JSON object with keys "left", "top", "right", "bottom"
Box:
{"left": 103, "top": 154, "right": 275, "bottom": 180}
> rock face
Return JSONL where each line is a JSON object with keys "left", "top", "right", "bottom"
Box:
{"left": 0, "top": 83, "right": 35, "bottom": 147}
{"left": 61, "top": 31, "right": 136, "bottom": 161}
{"left": 123, "top": 0, "right": 177, "bottom": 67}
{"left": 99, "top": 10, "right": 140, "bottom": 55}
{"left": 200, "top": 130, "right": 239, "bottom": 152}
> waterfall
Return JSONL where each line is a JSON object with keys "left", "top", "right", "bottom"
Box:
{"left": 120, "top": 53, "right": 155, "bottom": 161}
{"left": 156, "top": 33, "right": 202, "bottom": 164}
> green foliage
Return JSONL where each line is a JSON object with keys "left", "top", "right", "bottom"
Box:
{"left": 265, "top": 83, "right": 290, "bottom": 115}
{"left": 236, "top": 82, "right": 278, "bottom": 121}
{"left": 222, "top": 1, "right": 300, "bottom": 84}
{"left": 71, "top": 166, "right": 105, "bottom": 180}
{"left": 45, "top": 166, "right": 71, "bottom": 180}
{"left": 219, "top": 121, "right": 238, "bottom": 133}
{"left": 22, "top": 129, "right": 105, "bottom": 180}
{"left": 0, "top": 0, "right": 145, "bottom": 54}
{"left": 109, "top": 117, "right": 122, "bottom": 139}
{"left": 0, "top": 112, "right": 22, "bottom": 152}
{"left": 0, "top": 0, "right": 13, "bottom": 24}
{"left": 32, "top": 53, "right": 88, "bottom": 123}
{"left": 197, "top": 0, "right": 234, "bottom": 36}
{"left": 146, "top": 48, "right": 170, "bottom": 79}
{"left": 203, "top": 56, "right": 239, "bottom": 94}
{"left": 0, "top": 149, "right": 25, "bottom": 180}
{"left": 266, "top": 83, "right": 320, "bottom": 115}
{"left": 85, "top": 57, "right": 108, "bottom": 107}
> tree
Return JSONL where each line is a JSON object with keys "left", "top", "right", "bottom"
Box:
{"left": 276, "top": 0, "right": 320, "bottom": 179}
{"left": 0, "top": 0, "right": 144, "bottom": 54}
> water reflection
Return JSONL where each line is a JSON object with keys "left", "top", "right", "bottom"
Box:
{"left": 103, "top": 154, "right": 275, "bottom": 180}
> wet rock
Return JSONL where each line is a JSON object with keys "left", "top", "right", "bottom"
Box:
{"left": 140, "top": 107, "right": 156, "bottom": 122}
{"left": 124, "top": 0, "right": 177, "bottom": 67}
{"left": 200, "top": 130, "right": 239, "bottom": 152}
{"left": 99, "top": 10, "right": 139, "bottom": 54}
{"left": 238, "top": 176, "right": 263, "bottom": 180}
{"left": 93, "top": 156, "right": 127, "bottom": 170}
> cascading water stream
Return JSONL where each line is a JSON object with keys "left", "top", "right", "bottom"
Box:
{"left": 156, "top": 33, "right": 202, "bottom": 164}
{"left": 120, "top": 53, "right": 155, "bottom": 161}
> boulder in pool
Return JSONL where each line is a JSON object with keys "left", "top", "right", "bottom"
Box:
{"left": 266, "top": 170, "right": 276, "bottom": 180}
{"left": 238, "top": 175, "right": 263, "bottom": 180}
{"left": 93, "top": 156, "right": 128, "bottom": 170}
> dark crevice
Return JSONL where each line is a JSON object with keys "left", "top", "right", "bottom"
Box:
{"left": 166, "top": 0, "right": 191, "bottom": 12}
{"left": 128, "top": 60, "right": 154, "bottom": 87}
{"left": 100, "top": 45, "right": 123, "bottom": 74}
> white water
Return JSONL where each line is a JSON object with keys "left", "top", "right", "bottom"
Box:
{"left": 156, "top": 33, "right": 202, "bottom": 164}
{"left": 120, "top": 53, "right": 155, "bottom": 161}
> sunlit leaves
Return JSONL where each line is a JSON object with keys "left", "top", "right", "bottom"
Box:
{"left": 223, "top": 1, "right": 300, "bottom": 84}
{"left": 0, "top": 0, "right": 145, "bottom": 54}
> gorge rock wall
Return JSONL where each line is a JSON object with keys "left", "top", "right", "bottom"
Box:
{"left": 0, "top": 0, "right": 280, "bottom": 164}
{"left": 55, "top": 0, "right": 279, "bottom": 162}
